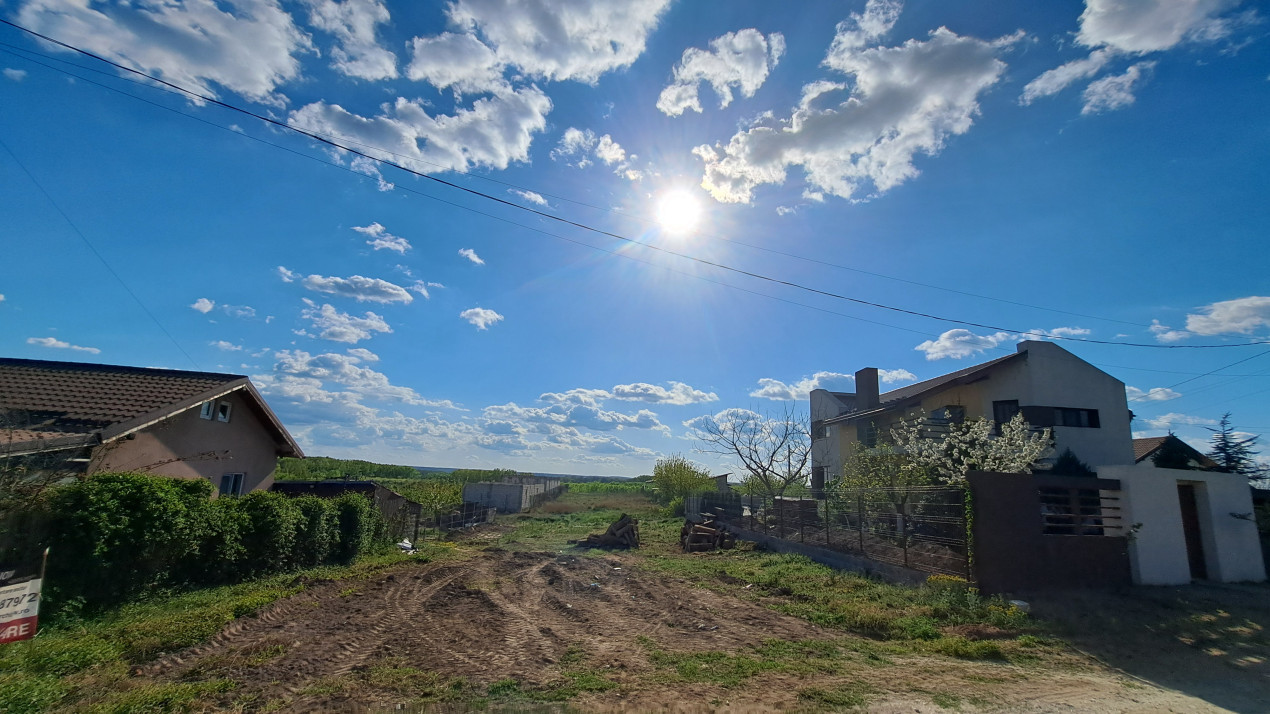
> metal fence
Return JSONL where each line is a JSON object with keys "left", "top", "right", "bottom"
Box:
{"left": 690, "top": 486, "right": 969, "bottom": 577}
{"left": 433, "top": 501, "right": 498, "bottom": 531}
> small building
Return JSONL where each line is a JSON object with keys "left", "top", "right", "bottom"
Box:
{"left": 1132, "top": 435, "right": 1221, "bottom": 471}
{"left": 0, "top": 357, "right": 302, "bottom": 495}
{"left": 811, "top": 340, "right": 1135, "bottom": 490}
{"left": 462, "top": 475, "right": 564, "bottom": 513}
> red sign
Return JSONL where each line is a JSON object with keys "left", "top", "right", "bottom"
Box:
{"left": 0, "top": 578, "right": 42, "bottom": 644}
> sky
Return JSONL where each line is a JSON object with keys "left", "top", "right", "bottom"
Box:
{"left": 1, "top": 0, "right": 1269, "bottom": 477}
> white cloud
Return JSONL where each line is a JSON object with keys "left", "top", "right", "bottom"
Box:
{"left": 1020, "top": 48, "right": 1116, "bottom": 104}
{"left": 1025, "top": 326, "right": 1092, "bottom": 340}
{"left": 26, "top": 336, "right": 100, "bottom": 354}
{"left": 408, "top": 281, "right": 432, "bottom": 299}
{"left": 302, "top": 274, "right": 413, "bottom": 303}
{"left": 880, "top": 369, "right": 919, "bottom": 384}
{"left": 750, "top": 371, "right": 856, "bottom": 401}
{"left": 444, "top": 0, "right": 672, "bottom": 84}
{"left": 610, "top": 382, "right": 719, "bottom": 405}
{"left": 272, "top": 348, "right": 454, "bottom": 407}
{"left": 221, "top": 304, "right": 257, "bottom": 319}
{"left": 1077, "top": 0, "right": 1247, "bottom": 54}
{"left": 827, "top": 0, "right": 903, "bottom": 52}
{"left": 458, "top": 248, "right": 485, "bottom": 265}
{"left": 276, "top": 266, "right": 298, "bottom": 283}
{"left": 405, "top": 32, "right": 504, "bottom": 93}
{"left": 915, "top": 329, "right": 1013, "bottom": 360}
{"left": 1021, "top": 0, "right": 1253, "bottom": 109}
{"left": 17, "top": 0, "right": 314, "bottom": 106}
{"left": 694, "top": 20, "right": 1020, "bottom": 203}
{"left": 657, "top": 29, "right": 785, "bottom": 117}
{"left": 1142, "top": 412, "right": 1219, "bottom": 430}
{"left": 539, "top": 388, "right": 612, "bottom": 408}
{"left": 3, "top": 68, "right": 27, "bottom": 81}
{"left": 1149, "top": 319, "right": 1191, "bottom": 343}
{"left": 300, "top": 299, "right": 391, "bottom": 343}
{"left": 190, "top": 297, "right": 216, "bottom": 313}
{"left": 1127, "top": 386, "right": 1182, "bottom": 402}
{"left": 302, "top": 0, "right": 397, "bottom": 81}
{"left": 460, "top": 307, "right": 504, "bottom": 330}
{"left": 1183, "top": 296, "right": 1270, "bottom": 336}
{"left": 288, "top": 85, "right": 551, "bottom": 176}
{"left": 508, "top": 188, "right": 549, "bottom": 206}
{"left": 483, "top": 401, "right": 665, "bottom": 433}
{"left": 551, "top": 127, "right": 596, "bottom": 166}
{"left": 210, "top": 340, "right": 243, "bottom": 351}
{"left": 1082, "top": 61, "right": 1155, "bottom": 114}
{"left": 345, "top": 347, "right": 379, "bottom": 362}
{"left": 353, "top": 222, "right": 411, "bottom": 253}
{"left": 349, "top": 156, "right": 394, "bottom": 191}
{"left": 594, "top": 135, "right": 626, "bottom": 165}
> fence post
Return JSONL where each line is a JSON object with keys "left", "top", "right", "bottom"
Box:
{"left": 858, "top": 493, "right": 865, "bottom": 555}
{"left": 799, "top": 501, "right": 805, "bottom": 543}
{"left": 825, "top": 497, "right": 831, "bottom": 547}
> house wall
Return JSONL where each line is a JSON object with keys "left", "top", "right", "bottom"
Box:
{"left": 823, "top": 341, "right": 1135, "bottom": 482}
{"left": 92, "top": 389, "right": 281, "bottom": 495}
{"left": 810, "top": 390, "right": 853, "bottom": 483}
{"left": 1102, "top": 464, "right": 1266, "bottom": 585}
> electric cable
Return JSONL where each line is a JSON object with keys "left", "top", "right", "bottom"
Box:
{"left": 3, "top": 18, "right": 1265, "bottom": 350}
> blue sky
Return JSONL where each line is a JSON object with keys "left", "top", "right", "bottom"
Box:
{"left": 2, "top": 0, "right": 1268, "bottom": 476}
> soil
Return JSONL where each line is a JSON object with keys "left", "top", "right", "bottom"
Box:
{"left": 130, "top": 547, "right": 1268, "bottom": 713}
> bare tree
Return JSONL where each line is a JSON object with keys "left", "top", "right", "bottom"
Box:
{"left": 690, "top": 406, "right": 811, "bottom": 500}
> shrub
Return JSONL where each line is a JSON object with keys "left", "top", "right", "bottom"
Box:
{"left": 292, "top": 496, "right": 338, "bottom": 568}
{"left": 236, "top": 492, "right": 303, "bottom": 577}
{"left": 42, "top": 473, "right": 208, "bottom": 606}
{"left": 332, "top": 493, "right": 379, "bottom": 563}
{"left": 651, "top": 454, "right": 715, "bottom": 504}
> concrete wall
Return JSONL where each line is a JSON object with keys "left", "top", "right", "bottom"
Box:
{"left": 810, "top": 390, "right": 853, "bottom": 483}
{"left": 92, "top": 389, "right": 281, "bottom": 494}
{"left": 1102, "top": 464, "right": 1266, "bottom": 585}
{"left": 462, "top": 482, "right": 531, "bottom": 513}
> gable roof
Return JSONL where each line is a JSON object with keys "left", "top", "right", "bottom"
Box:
{"left": 826, "top": 351, "right": 1024, "bottom": 424}
{"left": 0, "top": 358, "right": 302, "bottom": 457}
{"left": 1132, "top": 435, "right": 1219, "bottom": 469}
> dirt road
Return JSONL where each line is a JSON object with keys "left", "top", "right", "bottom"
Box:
{"left": 126, "top": 546, "right": 1264, "bottom": 712}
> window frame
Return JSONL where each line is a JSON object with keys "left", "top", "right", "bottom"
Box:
{"left": 219, "top": 472, "right": 245, "bottom": 497}
{"left": 216, "top": 401, "right": 233, "bottom": 423}
{"left": 199, "top": 401, "right": 215, "bottom": 420}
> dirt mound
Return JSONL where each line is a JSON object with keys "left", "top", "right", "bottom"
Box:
{"left": 138, "top": 549, "right": 825, "bottom": 710}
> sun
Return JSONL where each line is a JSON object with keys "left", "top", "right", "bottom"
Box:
{"left": 655, "top": 189, "right": 702, "bottom": 236}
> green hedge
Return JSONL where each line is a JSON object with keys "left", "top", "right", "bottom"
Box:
{"left": 5, "top": 473, "right": 389, "bottom": 618}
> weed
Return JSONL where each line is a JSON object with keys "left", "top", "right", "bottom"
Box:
{"left": 797, "top": 681, "right": 875, "bottom": 709}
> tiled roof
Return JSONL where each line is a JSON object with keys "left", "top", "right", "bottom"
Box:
{"left": 1132, "top": 436, "right": 1169, "bottom": 462}
{"left": 0, "top": 358, "right": 242, "bottom": 431}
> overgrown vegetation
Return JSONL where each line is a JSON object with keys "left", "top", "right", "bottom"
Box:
{"left": 0, "top": 473, "right": 389, "bottom": 619}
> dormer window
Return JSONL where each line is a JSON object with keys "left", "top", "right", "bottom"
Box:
{"left": 199, "top": 401, "right": 215, "bottom": 420}
{"left": 216, "top": 401, "right": 232, "bottom": 422}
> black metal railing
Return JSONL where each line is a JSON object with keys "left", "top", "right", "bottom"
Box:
{"left": 690, "top": 486, "right": 969, "bottom": 577}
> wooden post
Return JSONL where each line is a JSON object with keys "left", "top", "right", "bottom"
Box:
{"left": 858, "top": 493, "right": 865, "bottom": 555}
{"left": 825, "top": 498, "right": 831, "bottom": 547}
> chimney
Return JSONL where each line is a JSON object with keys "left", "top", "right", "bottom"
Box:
{"left": 855, "top": 367, "right": 879, "bottom": 410}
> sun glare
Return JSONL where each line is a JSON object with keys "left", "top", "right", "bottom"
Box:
{"left": 656, "top": 189, "right": 702, "bottom": 236}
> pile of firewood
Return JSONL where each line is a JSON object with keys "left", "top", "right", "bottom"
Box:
{"left": 576, "top": 513, "right": 640, "bottom": 549}
{"left": 681, "top": 513, "right": 736, "bottom": 552}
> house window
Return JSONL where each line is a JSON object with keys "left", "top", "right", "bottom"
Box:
{"left": 811, "top": 420, "right": 826, "bottom": 441}
{"left": 1054, "top": 407, "right": 1100, "bottom": 428}
{"left": 216, "top": 401, "right": 233, "bottom": 423}
{"left": 993, "top": 400, "right": 1020, "bottom": 434}
{"left": 1038, "top": 487, "right": 1105, "bottom": 535}
{"left": 857, "top": 421, "right": 878, "bottom": 448}
{"left": 199, "top": 401, "right": 215, "bottom": 420}
{"left": 219, "top": 473, "right": 244, "bottom": 497}
{"left": 930, "top": 406, "right": 965, "bottom": 424}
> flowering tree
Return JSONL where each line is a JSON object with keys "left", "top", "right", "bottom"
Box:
{"left": 891, "top": 412, "right": 1053, "bottom": 483}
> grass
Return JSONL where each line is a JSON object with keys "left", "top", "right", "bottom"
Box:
{"left": 0, "top": 547, "right": 459, "bottom": 714}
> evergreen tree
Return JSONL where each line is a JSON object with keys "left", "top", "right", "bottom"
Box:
{"left": 1205, "top": 413, "right": 1265, "bottom": 480}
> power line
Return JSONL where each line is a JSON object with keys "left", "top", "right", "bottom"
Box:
{"left": 0, "top": 137, "right": 199, "bottom": 369}
{"left": 3, "top": 18, "right": 1267, "bottom": 350}
{"left": 2, "top": 41, "right": 1149, "bottom": 332}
